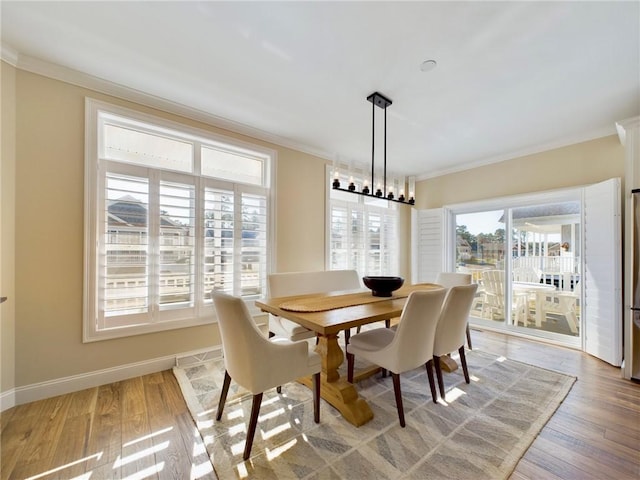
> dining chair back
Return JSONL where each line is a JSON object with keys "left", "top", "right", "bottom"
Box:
{"left": 212, "top": 291, "right": 321, "bottom": 460}
{"left": 433, "top": 284, "right": 479, "bottom": 398}
{"left": 435, "top": 272, "right": 474, "bottom": 348}
{"left": 267, "top": 269, "right": 361, "bottom": 342}
{"left": 346, "top": 288, "right": 447, "bottom": 426}
{"left": 435, "top": 272, "right": 472, "bottom": 289}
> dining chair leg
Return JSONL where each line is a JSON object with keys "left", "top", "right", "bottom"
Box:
{"left": 459, "top": 346, "right": 470, "bottom": 384}
{"left": 433, "top": 355, "right": 445, "bottom": 398}
{"left": 385, "top": 318, "right": 391, "bottom": 328}
{"left": 391, "top": 372, "right": 405, "bottom": 428}
{"left": 425, "top": 359, "right": 437, "bottom": 403}
{"left": 466, "top": 323, "right": 473, "bottom": 349}
{"left": 313, "top": 372, "right": 321, "bottom": 423}
{"left": 347, "top": 352, "right": 355, "bottom": 383}
{"left": 216, "top": 370, "right": 231, "bottom": 421}
{"left": 344, "top": 328, "right": 351, "bottom": 345}
{"left": 243, "top": 392, "right": 263, "bottom": 461}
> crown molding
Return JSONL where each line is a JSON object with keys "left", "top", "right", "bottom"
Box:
{"left": 1, "top": 43, "right": 19, "bottom": 67}
{"left": 616, "top": 116, "right": 640, "bottom": 145}
{"left": 2, "top": 48, "right": 333, "bottom": 162}
{"left": 416, "top": 125, "right": 616, "bottom": 181}
{"left": 2, "top": 46, "right": 624, "bottom": 180}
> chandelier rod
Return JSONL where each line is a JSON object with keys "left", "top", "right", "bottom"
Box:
{"left": 332, "top": 91, "right": 414, "bottom": 205}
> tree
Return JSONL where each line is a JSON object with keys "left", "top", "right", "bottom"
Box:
{"left": 456, "top": 224, "right": 477, "bottom": 250}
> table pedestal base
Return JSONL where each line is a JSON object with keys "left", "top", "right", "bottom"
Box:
{"left": 299, "top": 376, "right": 373, "bottom": 426}
{"left": 440, "top": 356, "right": 458, "bottom": 373}
{"left": 301, "top": 333, "right": 374, "bottom": 426}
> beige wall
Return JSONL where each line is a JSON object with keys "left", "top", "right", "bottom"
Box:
{"left": 415, "top": 135, "right": 625, "bottom": 209}
{"left": 11, "top": 70, "right": 332, "bottom": 388}
{"left": 7, "top": 66, "right": 623, "bottom": 396}
{"left": 1, "top": 62, "right": 17, "bottom": 394}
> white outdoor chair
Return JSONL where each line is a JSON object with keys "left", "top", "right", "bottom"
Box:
{"left": 212, "top": 291, "right": 321, "bottom": 460}
{"left": 345, "top": 288, "right": 447, "bottom": 427}
{"left": 481, "top": 270, "right": 528, "bottom": 325}
{"left": 435, "top": 272, "right": 474, "bottom": 349}
{"left": 432, "top": 283, "right": 479, "bottom": 399}
{"left": 267, "top": 270, "right": 361, "bottom": 342}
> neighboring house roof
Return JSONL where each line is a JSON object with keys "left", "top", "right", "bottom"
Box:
{"left": 499, "top": 202, "right": 581, "bottom": 230}
{"left": 509, "top": 203, "right": 580, "bottom": 220}
{"left": 107, "top": 196, "right": 185, "bottom": 228}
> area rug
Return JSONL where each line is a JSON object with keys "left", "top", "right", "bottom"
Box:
{"left": 173, "top": 347, "right": 575, "bottom": 479}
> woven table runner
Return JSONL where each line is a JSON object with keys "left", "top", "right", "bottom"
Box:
{"left": 279, "top": 283, "right": 441, "bottom": 312}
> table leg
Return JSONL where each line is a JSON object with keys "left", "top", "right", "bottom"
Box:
{"left": 299, "top": 332, "right": 373, "bottom": 427}
{"left": 535, "top": 292, "right": 545, "bottom": 327}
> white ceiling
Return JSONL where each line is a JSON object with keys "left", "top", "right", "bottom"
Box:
{"left": 2, "top": 1, "right": 639, "bottom": 178}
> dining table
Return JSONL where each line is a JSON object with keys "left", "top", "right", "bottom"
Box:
{"left": 512, "top": 281, "right": 557, "bottom": 326}
{"left": 255, "top": 283, "right": 443, "bottom": 427}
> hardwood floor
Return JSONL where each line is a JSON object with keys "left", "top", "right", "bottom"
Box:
{"left": 1, "top": 370, "right": 216, "bottom": 480}
{"left": 1, "top": 330, "right": 639, "bottom": 479}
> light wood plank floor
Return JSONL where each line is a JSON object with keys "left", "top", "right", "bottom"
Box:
{"left": 1, "top": 330, "right": 639, "bottom": 480}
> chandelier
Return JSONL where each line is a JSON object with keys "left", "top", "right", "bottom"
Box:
{"left": 331, "top": 92, "right": 415, "bottom": 205}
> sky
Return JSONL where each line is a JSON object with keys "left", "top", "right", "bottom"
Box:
{"left": 456, "top": 210, "right": 505, "bottom": 235}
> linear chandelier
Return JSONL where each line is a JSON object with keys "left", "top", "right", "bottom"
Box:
{"left": 331, "top": 91, "right": 415, "bottom": 205}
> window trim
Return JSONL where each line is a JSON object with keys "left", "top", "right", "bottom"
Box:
{"left": 84, "top": 98, "right": 276, "bottom": 342}
{"left": 325, "top": 165, "right": 400, "bottom": 275}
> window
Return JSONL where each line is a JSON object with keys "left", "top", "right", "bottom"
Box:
{"left": 328, "top": 169, "right": 399, "bottom": 275}
{"left": 84, "top": 99, "right": 273, "bottom": 341}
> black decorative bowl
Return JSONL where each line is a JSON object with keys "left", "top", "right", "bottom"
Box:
{"left": 362, "top": 276, "right": 405, "bottom": 297}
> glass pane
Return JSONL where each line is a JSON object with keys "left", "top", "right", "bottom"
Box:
{"left": 104, "top": 173, "right": 149, "bottom": 316}
{"left": 103, "top": 124, "right": 193, "bottom": 172}
{"left": 330, "top": 206, "right": 348, "bottom": 270}
{"left": 455, "top": 210, "right": 506, "bottom": 325}
{"left": 203, "top": 188, "right": 235, "bottom": 297}
{"left": 240, "top": 193, "right": 267, "bottom": 297}
{"left": 350, "top": 209, "right": 365, "bottom": 274}
{"left": 367, "top": 212, "right": 381, "bottom": 274}
{"left": 201, "top": 146, "right": 264, "bottom": 185}
{"left": 511, "top": 201, "right": 581, "bottom": 337}
{"left": 159, "top": 181, "right": 195, "bottom": 310}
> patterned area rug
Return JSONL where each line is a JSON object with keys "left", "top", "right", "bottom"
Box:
{"left": 173, "top": 347, "right": 575, "bottom": 479}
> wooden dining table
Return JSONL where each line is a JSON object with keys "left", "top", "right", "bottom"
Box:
{"left": 255, "top": 283, "right": 442, "bottom": 427}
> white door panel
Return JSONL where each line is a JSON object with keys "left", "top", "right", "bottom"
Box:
{"left": 583, "top": 178, "right": 622, "bottom": 366}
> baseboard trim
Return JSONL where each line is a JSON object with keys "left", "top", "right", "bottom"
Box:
{"left": 0, "top": 388, "right": 16, "bottom": 412}
{"left": 3, "top": 347, "right": 221, "bottom": 411}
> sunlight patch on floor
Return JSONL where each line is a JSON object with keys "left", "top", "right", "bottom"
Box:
{"left": 262, "top": 421, "right": 292, "bottom": 440}
{"left": 114, "top": 442, "right": 169, "bottom": 468}
{"left": 121, "top": 462, "right": 164, "bottom": 480}
{"left": 190, "top": 460, "right": 214, "bottom": 479}
{"left": 123, "top": 427, "right": 173, "bottom": 447}
{"left": 25, "top": 453, "right": 103, "bottom": 480}
{"left": 266, "top": 437, "right": 297, "bottom": 461}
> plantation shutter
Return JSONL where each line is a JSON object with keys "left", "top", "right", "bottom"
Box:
{"left": 583, "top": 178, "right": 623, "bottom": 366}
{"left": 411, "top": 208, "right": 444, "bottom": 284}
{"left": 203, "top": 186, "right": 268, "bottom": 299}
{"left": 329, "top": 199, "right": 398, "bottom": 276}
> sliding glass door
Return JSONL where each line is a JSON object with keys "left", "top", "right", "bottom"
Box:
{"left": 453, "top": 198, "right": 582, "bottom": 347}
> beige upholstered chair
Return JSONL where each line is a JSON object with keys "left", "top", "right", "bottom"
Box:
{"left": 346, "top": 288, "right": 446, "bottom": 427}
{"left": 212, "top": 291, "right": 321, "bottom": 460}
{"left": 435, "top": 272, "right": 474, "bottom": 349}
{"left": 432, "top": 284, "right": 479, "bottom": 399}
{"left": 267, "top": 270, "right": 361, "bottom": 342}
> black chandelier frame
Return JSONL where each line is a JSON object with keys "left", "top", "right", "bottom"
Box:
{"left": 332, "top": 91, "right": 414, "bottom": 205}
